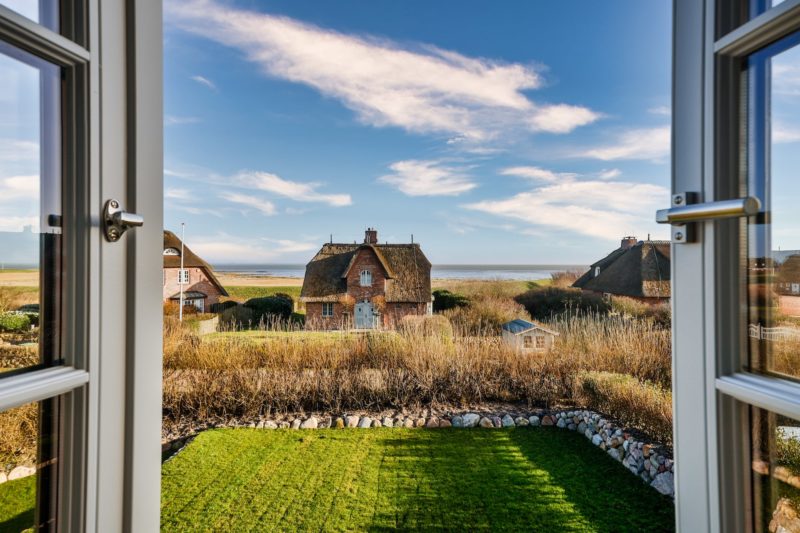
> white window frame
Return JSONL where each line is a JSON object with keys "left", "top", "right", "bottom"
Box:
{"left": 322, "top": 302, "right": 334, "bottom": 317}
{"left": 0, "top": 2, "right": 163, "bottom": 531}
{"left": 360, "top": 269, "right": 372, "bottom": 287}
{"left": 673, "top": 1, "right": 800, "bottom": 531}
{"left": 178, "top": 268, "right": 189, "bottom": 284}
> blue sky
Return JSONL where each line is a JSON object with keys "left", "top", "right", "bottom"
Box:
{"left": 162, "top": 0, "right": 675, "bottom": 265}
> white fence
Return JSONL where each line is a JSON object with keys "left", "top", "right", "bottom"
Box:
{"left": 749, "top": 323, "right": 800, "bottom": 341}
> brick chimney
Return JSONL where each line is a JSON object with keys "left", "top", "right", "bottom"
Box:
{"left": 364, "top": 227, "right": 378, "bottom": 245}
{"left": 620, "top": 236, "right": 638, "bottom": 250}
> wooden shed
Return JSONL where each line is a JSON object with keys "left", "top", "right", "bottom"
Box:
{"left": 501, "top": 319, "right": 558, "bottom": 352}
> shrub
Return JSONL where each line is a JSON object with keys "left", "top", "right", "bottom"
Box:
{"left": 444, "top": 296, "right": 528, "bottom": 335}
{"left": 611, "top": 296, "right": 671, "bottom": 327}
{"left": 0, "top": 312, "right": 31, "bottom": 333}
{"left": 209, "top": 300, "right": 238, "bottom": 314}
{"left": 515, "top": 287, "right": 610, "bottom": 320}
{"left": 432, "top": 289, "right": 469, "bottom": 312}
{"left": 244, "top": 296, "right": 293, "bottom": 323}
{"left": 572, "top": 371, "right": 673, "bottom": 444}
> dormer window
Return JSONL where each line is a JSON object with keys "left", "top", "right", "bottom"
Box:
{"left": 594, "top": 266, "right": 601, "bottom": 277}
{"left": 360, "top": 269, "right": 372, "bottom": 287}
{"left": 164, "top": 247, "right": 180, "bottom": 256}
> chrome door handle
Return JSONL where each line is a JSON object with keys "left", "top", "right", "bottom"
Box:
{"left": 655, "top": 192, "right": 760, "bottom": 243}
{"left": 103, "top": 199, "right": 144, "bottom": 242}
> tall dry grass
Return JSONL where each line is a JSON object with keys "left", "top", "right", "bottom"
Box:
{"left": 162, "top": 310, "right": 672, "bottom": 427}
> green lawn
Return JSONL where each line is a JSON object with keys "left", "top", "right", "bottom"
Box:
{"left": 0, "top": 475, "right": 35, "bottom": 532}
{"left": 222, "top": 285, "right": 302, "bottom": 302}
{"left": 161, "top": 428, "right": 675, "bottom": 532}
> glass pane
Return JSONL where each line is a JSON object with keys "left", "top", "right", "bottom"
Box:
{"left": 0, "top": 1, "right": 59, "bottom": 32}
{"left": 746, "top": 33, "right": 800, "bottom": 379}
{"left": 0, "top": 42, "right": 63, "bottom": 376}
{"left": 0, "top": 398, "right": 59, "bottom": 531}
{"left": 750, "top": 0, "right": 789, "bottom": 20}
{"left": 751, "top": 408, "right": 800, "bottom": 532}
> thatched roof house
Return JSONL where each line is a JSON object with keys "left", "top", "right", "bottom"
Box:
{"left": 301, "top": 229, "right": 432, "bottom": 329}
{"left": 573, "top": 236, "right": 671, "bottom": 302}
{"left": 163, "top": 230, "right": 228, "bottom": 310}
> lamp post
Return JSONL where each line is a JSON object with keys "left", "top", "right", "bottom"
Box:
{"left": 179, "top": 222, "right": 185, "bottom": 322}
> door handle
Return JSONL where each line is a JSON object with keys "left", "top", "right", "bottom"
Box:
{"left": 655, "top": 192, "right": 760, "bottom": 243}
{"left": 103, "top": 199, "right": 144, "bottom": 242}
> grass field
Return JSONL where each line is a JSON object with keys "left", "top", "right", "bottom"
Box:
{"left": 0, "top": 475, "right": 35, "bottom": 532}
{"left": 222, "top": 285, "right": 302, "bottom": 302}
{"left": 161, "top": 428, "right": 675, "bottom": 532}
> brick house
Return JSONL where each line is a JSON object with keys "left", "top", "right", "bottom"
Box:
{"left": 572, "top": 236, "right": 671, "bottom": 304}
{"left": 300, "top": 229, "right": 432, "bottom": 329}
{"left": 163, "top": 230, "right": 228, "bottom": 312}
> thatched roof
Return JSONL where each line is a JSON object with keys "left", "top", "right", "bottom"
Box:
{"left": 573, "top": 240, "right": 670, "bottom": 299}
{"left": 301, "top": 243, "right": 431, "bottom": 303}
{"left": 163, "top": 231, "right": 228, "bottom": 297}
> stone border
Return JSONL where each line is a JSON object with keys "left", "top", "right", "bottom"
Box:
{"left": 163, "top": 408, "right": 674, "bottom": 497}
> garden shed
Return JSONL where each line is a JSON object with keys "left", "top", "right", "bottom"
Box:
{"left": 501, "top": 319, "right": 558, "bottom": 352}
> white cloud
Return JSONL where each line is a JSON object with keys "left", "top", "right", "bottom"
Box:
{"left": 582, "top": 126, "right": 670, "bottom": 161}
{"left": 190, "top": 75, "right": 217, "bottom": 91}
{"left": 597, "top": 168, "right": 621, "bottom": 180}
{"left": 0, "top": 175, "right": 37, "bottom": 200}
{"left": 464, "top": 178, "right": 668, "bottom": 240}
{"left": 774, "top": 123, "right": 800, "bottom": 143}
{"left": 774, "top": 63, "right": 800, "bottom": 96}
{"left": 499, "top": 166, "right": 577, "bottom": 183}
{"left": 0, "top": 139, "right": 37, "bottom": 163}
{"left": 188, "top": 234, "right": 317, "bottom": 262}
{"left": 648, "top": 105, "right": 671, "bottom": 116}
{"left": 165, "top": 114, "right": 201, "bottom": 126}
{"left": 0, "top": 216, "right": 38, "bottom": 232}
{"left": 378, "top": 160, "right": 477, "bottom": 196}
{"left": 233, "top": 171, "right": 352, "bottom": 206}
{"left": 166, "top": 0, "right": 600, "bottom": 142}
{"left": 220, "top": 192, "right": 277, "bottom": 215}
{"left": 165, "top": 188, "right": 191, "bottom": 200}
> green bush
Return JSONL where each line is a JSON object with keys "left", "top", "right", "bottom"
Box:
{"left": 432, "top": 289, "right": 469, "bottom": 312}
{"left": 244, "top": 296, "right": 293, "bottom": 323}
{"left": 0, "top": 312, "right": 31, "bottom": 333}
{"left": 610, "top": 296, "right": 670, "bottom": 327}
{"left": 514, "top": 287, "right": 610, "bottom": 320}
{"left": 572, "top": 371, "right": 672, "bottom": 444}
{"left": 209, "top": 300, "right": 238, "bottom": 314}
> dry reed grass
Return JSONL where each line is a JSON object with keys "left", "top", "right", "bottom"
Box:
{"left": 162, "top": 310, "right": 672, "bottom": 431}
{"left": 0, "top": 402, "right": 37, "bottom": 473}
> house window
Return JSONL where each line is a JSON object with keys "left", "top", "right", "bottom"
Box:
{"left": 523, "top": 336, "right": 533, "bottom": 348}
{"left": 594, "top": 266, "right": 600, "bottom": 277}
{"left": 322, "top": 302, "right": 334, "bottom": 317}
{"left": 178, "top": 269, "right": 189, "bottom": 284}
{"left": 360, "top": 269, "right": 372, "bottom": 286}
{"left": 535, "top": 336, "right": 545, "bottom": 349}
{"left": 163, "top": 247, "right": 180, "bottom": 255}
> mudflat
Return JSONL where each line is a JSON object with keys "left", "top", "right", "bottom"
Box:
{"left": 0, "top": 270, "right": 38, "bottom": 287}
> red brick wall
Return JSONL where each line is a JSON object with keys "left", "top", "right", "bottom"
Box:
{"left": 163, "top": 267, "right": 225, "bottom": 306}
{"left": 383, "top": 302, "right": 429, "bottom": 328}
{"left": 345, "top": 248, "right": 388, "bottom": 302}
{"left": 305, "top": 302, "right": 350, "bottom": 330}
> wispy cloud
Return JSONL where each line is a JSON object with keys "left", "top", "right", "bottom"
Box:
{"left": 220, "top": 192, "right": 277, "bottom": 215}
{"left": 774, "top": 62, "right": 800, "bottom": 96}
{"left": 597, "top": 168, "right": 621, "bottom": 180}
{"left": 262, "top": 237, "right": 317, "bottom": 253}
{"left": 188, "top": 234, "right": 317, "bottom": 262}
{"left": 0, "top": 139, "right": 37, "bottom": 163}
{"left": 190, "top": 75, "right": 217, "bottom": 91}
{"left": 378, "top": 160, "right": 477, "bottom": 196}
{"left": 648, "top": 105, "right": 671, "bottom": 116}
{"left": 165, "top": 114, "right": 202, "bottom": 126}
{"left": 234, "top": 170, "right": 352, "bottom": 207}
{"left": 499, "top": 165, "right": 577, "bottom": 183}
{"left": 775, "top": 123, "right": 800, "bottom": 143}
{"left": 581, "top": 126, "right": 670, "bottom": 161}
{"left": 0, "top": 175, "right": 37, "bottom": 200}
{"left": 464, "top": 166, "right": 668, "bottom": 239}
{"left": 165, "top": 188, "right": 191, "bottom": 200}
{"left": 166, "top": 0, "right": 600, "bottom": 143}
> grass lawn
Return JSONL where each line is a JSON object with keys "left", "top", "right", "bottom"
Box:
{"left": 161, "top": 428, "right": 675, "bottom": 532}
{"left": 222, "top": 286, "right": 302, "bottom": 302}
{"left": 0, "top": 475, "right": 35, "bottom": 532}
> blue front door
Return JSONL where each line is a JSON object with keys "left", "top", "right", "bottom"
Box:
{"left": 355, "top": 301, "right": 375, "bottom": 329}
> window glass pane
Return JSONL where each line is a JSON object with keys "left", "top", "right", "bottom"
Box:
{"left": 750, "top": 407, "right": 800, "bottom": 532}
{"left": 0, "top": 398, "right": 59, "bottom": 530}
{"left": 749, "top": 0, "right": 789, "bottom": 20}
{"left": 746, "top": 33, "right": 800, "bottom": 379}
{"left": 0, "top": 42, "right": 63, "bottom": 376}
{"left": 0, "top": 1, "right": 59, "bottom": 32}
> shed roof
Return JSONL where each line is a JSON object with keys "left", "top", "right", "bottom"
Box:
{"left": 163, "top": 231, "right": 228, "bottom": 297}
{"left": 501, "top": 319, "right": 559, "bottom": 336}
{"left": 301, "top": 242, "right": 431, "bottom": 303}
{"left": 169, "top": 290, "right": 207, "bottom": 300}
{"left": 572, "top": 240, "right": 670, "bottom": 299}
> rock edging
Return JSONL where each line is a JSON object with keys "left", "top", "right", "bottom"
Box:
{"left": 163, "top": 408, "right": 674, "bottom": 497}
